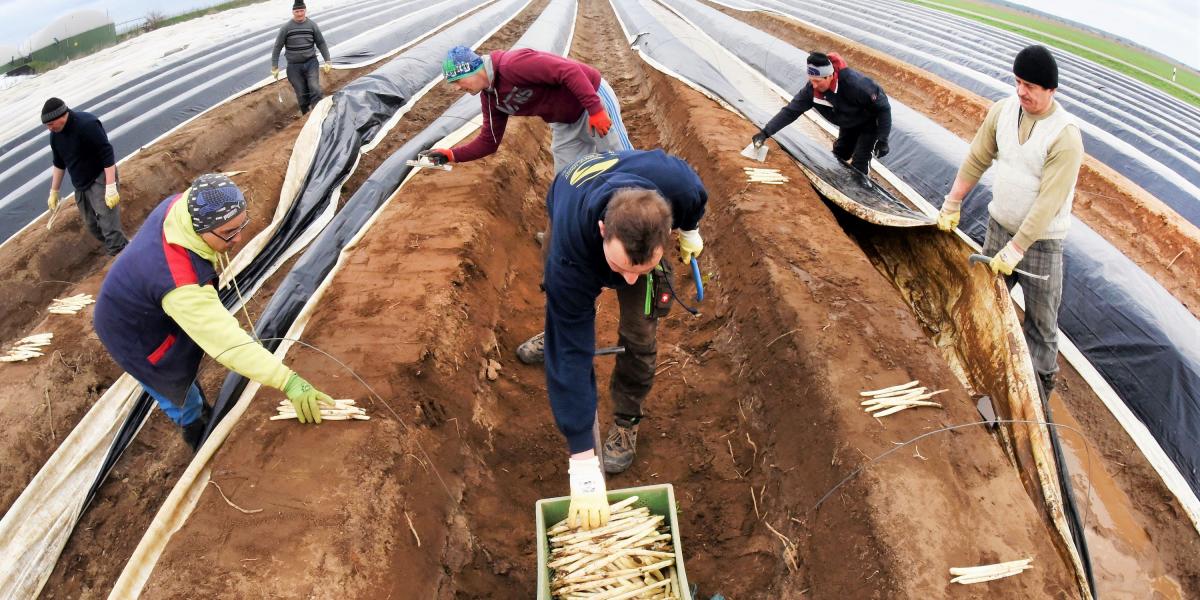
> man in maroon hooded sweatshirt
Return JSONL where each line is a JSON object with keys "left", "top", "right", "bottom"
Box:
{"left": 418, "top": 46, "right": 631, "bottom": 174}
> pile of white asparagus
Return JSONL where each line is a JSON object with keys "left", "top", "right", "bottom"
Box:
{"left": 860, "top": 380, "right": 946, "bottom": 418}
{"left": 1, "top": 332, "right": 53, "bottom": 363}
{"left": 547, "top": 496, "right": 681, "bottom": 599}
{"left": 950, "top": 557, "right": 1033, "bottom": 584}
{"left": 744, "top": 167, "right": 789, "bottom": 185}
{"left": 270, "top": 398, "right": 370, "bottom": 421}
{"left": 48, "top": 293, "right": 95, "bottom": 315}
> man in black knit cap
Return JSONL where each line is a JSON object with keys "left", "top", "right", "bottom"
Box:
{"left": 751, "top": 51, "right": 892, "bottom": 179}
{"left": 937, "top": 44, "right": 1083, "bottom": 401}
{"left": 42, "top": 96, "right": 128, "bottom": 255}
{"left": 270, "top": 0, "right": 332, "bottom": 115}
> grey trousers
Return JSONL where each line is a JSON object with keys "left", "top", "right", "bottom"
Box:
{"left": 287, "top": 57, "right": 322, "bottom": 115}
{"left": 983, "top": 218, "right": 1064, "bottom": 379}
{"left": 549, "top": 79, "right": 631, "bottom": 173}
{"left": 76, "top": 176, "right": 128, "bottom": 255}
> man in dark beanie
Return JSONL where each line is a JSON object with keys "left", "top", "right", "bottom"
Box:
{"left": 937, "top": 44, "right": 1082, "bottom": 401}
{"left": 42, "top": 97, "right": 128, "bottom": 255}
{"left": 270, "top": 0, "right": 332, "bottom": 115}
{"left": 94, "top": 173, "right": 335, "bottom": 451}
{"left": 751, "top": 52, "right": 892, "bottom": 179}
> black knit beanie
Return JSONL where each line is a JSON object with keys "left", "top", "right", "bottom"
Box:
{"left": 1013, "top": 45, "right": 1058, "bottom": 89}
{"left": 41, "top": 97, "right": 68, "bottom": 124}
{"left": 293, "top": 0, "right": 306, "bottom": 9}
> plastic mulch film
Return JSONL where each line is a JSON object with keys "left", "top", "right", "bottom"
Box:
{"left": 0, "top": 2, "right": 534, "bottom": 597}
{"left": 0, "top": 0, "right": 457, "bottom": 242}
{"left": 715, "top": 0, "right": 1200, "bottom": 228}
{"left": 107, "top": 2, "right": 576, "bottom": 597}
{"left": 676, "top": 0, "right": 1200, "bottom": 521}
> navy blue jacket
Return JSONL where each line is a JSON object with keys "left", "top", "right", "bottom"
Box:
{"left": 94, "top": 195, "right": 217, "bottom": 404}
{"left": 762, "top": 68, "right": 892, "bottom": 141}
{"left": 543, "top": 150, "right": 706, "bottom": 453}
{"left": 49, "top": 110, "right": 116, "bottom": 189}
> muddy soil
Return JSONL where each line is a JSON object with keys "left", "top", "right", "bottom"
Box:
{"left": 716, "top": 5, "right": 1200, "bottom": 318}
{"left": 719, "top": 6, "right": 1199, "bottom": 596}
{"left": 134, "top": 1, "right": 1079, "bottom": 598}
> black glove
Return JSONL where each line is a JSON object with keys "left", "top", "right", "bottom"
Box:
{"left": 751, "top": 131, "right": 767, "bottom": 148}
{"left": 873, "top": 139, "right": 890, "bottom": 159}
{"left": 417, "top": 148, "right": 452, "bottom": 166}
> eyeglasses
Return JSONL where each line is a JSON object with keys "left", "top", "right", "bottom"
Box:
{"left": 211, "top": 215, "right": 251, "bottom": 242}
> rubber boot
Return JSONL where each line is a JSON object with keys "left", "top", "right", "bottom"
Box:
{"left": 181, "top": 403, "right": 213, "bottom": 452}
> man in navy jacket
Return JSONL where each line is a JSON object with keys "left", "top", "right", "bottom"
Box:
{"left": 752, "top": 52, "right": 892, "bottom": 177}
{"left": 519, "top": 150, "right": 707, "bottom": 530}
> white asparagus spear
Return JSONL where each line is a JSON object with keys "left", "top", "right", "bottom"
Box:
{"left": 949, "top": 558, "right": 1033, "bottom": 576}
{"left": 860, "top": 380, "right": 919, "bottom": 396}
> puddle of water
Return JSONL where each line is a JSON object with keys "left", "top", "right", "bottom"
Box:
{"left": 1050, "top": 392, "right": 1184, "bottom": 599}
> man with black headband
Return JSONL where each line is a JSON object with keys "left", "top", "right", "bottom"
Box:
{"left": 42, "top": 96, "right": 128, "bottom": 255}
{"left": 751, "top": 52, "right": 892, "bottom": 178}
{"left": 94, "top": 174, "right": 335, "bottom": 451}
{"left": 936, "top": 44, "right": 1083, "bottom": 401}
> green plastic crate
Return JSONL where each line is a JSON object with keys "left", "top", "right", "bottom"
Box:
{"left": 535, "top": 483, "right": 691, "bottom": 599}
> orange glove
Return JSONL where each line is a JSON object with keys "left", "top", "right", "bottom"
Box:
{"left": 588, "top": 110, "right": 612, "bottom": 137}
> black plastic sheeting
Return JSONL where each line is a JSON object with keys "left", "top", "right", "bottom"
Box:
{"left": 614, "top": 0, "right": 925, "bottom": 224}
{"left": 206, "top": 0, "right": 578, "bottom": 434}
{"left": 82, "top": 0, "right": 532, "bottom": 508}
{"left": 667, "top": 0, "right": 1200, "bottom": 503}
{"left": 718, "top": 0, "right": 1200, "bottom": 228}
{"left": 0, "top": 0, "right": 452, "bottom": 242}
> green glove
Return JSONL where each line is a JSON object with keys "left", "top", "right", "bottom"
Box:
{"left": 48, "top": 189, "right": 60, "bottom": 211}
{"left": 282, "top": 373, "right": 332, "bottom": 424}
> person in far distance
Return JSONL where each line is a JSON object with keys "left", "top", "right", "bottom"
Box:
{"left": 271, "top": 0, "right": 332, "bottom": 115}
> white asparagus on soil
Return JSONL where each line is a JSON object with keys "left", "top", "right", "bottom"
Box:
{"left": 860, "top": 380, "right": 919, "bottom": 396}
{"left": 949, "top": 558, "right": 1033, "bottom": 576}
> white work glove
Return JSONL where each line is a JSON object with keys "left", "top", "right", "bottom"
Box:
{"left": 567, "top": 456, "right": 609, "bottom": 530}
{"left": 678, "top": 228, "right": 703, "bottom": 264}
{"left": 104, "top": 182, "right": 120, "bottom": 209}
{"left": 936, "top": 196, "right": 960, "bottom": 232}
{"left": 48, "top": 189, "right": 60, "bottom": 211}
{"left": 271, "top": 66, "right": 280, "bottom": 80}
{"left": 990, "top": 241, "right": 1025, "bottom": 276}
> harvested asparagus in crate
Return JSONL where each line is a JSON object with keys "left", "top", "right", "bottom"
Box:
{"left": 271, "top": 398, "right": 370, "bottom": 421}
{"left": 859, "top": 380, "right": 947, "bottom": 418}
{"left": 546, "top": 496, "right": 682, "bottom": 599}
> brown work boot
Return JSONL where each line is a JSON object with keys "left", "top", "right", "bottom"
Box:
{"left": 602, "top": 416, "right": 640, "bottom": 474}
{"left": 516, "top": 331, "right": 545, "bottom": 364}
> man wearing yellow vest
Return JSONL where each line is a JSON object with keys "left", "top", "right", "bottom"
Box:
{"left": 937, "top": 45, "right": 1083, "bottom": 400}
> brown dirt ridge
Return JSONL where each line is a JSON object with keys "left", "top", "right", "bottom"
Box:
{"left": 0, "top": 1, "right": 1193, "bottom": 599}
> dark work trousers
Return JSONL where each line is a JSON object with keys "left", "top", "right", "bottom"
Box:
{"left": 542, "top": 226, "right": 659, "bottom": 422}
{"left": 832, "top": 121, "right": 879, "bottom": 174}
{"left": 982, "top": 218, "right": 1064, "bottom": 383}
{"left": 287, "top": 57, "right": 322, "bottom": 115}
{"left": 76, "top": 175, "right": 128, "bottom": 255}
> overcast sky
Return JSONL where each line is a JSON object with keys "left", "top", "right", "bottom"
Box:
{"left": 1, "top": 0, "right": 1197, "bottom": 68}
{"left": 1007, "top": 0, "right": 1199, "bottom": 69}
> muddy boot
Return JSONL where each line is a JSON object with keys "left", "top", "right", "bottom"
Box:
{"left": 516, "top": 331, "right": 545, "bottom": 364}
{"left": 602, "top": 416, "right": 640, "bottom": 474}
{"left": 1038, "top": 372, "right": 1057, "bottom": 402}
{"left": 180, "top": 403, "right": 212, "bottom": 452}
